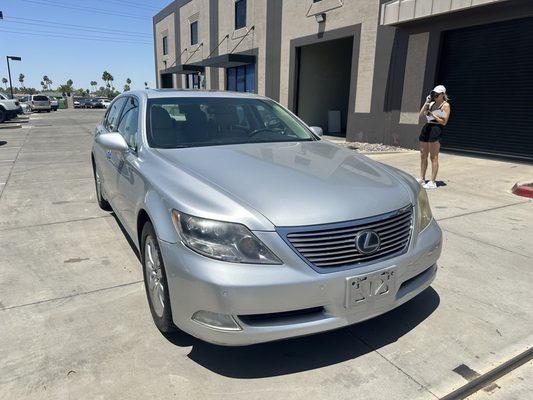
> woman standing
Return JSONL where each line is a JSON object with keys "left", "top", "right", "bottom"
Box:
{"left": 418, "top": 85, "right": 451, "bottom": 189}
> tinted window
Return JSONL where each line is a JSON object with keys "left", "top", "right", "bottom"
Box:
{"left": 33, "top": 95, "right": 48, "bottom": 101}
{"left": 117, "top": 97, "right": 139, "bottom": 149}
{"left": 147, "top": 97, "right": 316, "bottom": 149}
{"left": 105, "top": 97, "right": 127, "bottom": 131}
{"left": 226, "top": 63, "right": 255, "bottom": 93}
{"left": 190, "top": 21, "right": 198, "bottom": 45}
{"left": 235, "top": 0, "right": 246, "bottom": 30}
{"left": 162, "top": 36, "right": 168, "bottom": 55}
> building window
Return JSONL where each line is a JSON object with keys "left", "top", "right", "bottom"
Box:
{"left": 235, "top": 0, "right": 247, "bottom": 30}
{"left": 226, "top": 63, "right": 255, "bottom": 93}
{"left": 162, "top": 36, "right": 168, "bottom": 55}
{"left": 190, "top": 21, "right": 198, "bottom": 45}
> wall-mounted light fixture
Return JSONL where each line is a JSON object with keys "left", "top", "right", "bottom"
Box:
{"left": 315, "top": 13, "right": 326, "bottom": 23}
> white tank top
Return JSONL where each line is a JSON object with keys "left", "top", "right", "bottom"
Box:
{"left": 426, "top": 101, "right": 447, "bottom": 123}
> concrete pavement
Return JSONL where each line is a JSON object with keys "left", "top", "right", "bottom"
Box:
{"left": 0, "top": 110, "right": 531, "bottom": 399}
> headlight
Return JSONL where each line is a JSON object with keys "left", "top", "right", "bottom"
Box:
{"left": 416, "top": 188, "right": 433, "bottom": 232}
{"left": 171, "top": 211, "right": 282, "bottom": 264}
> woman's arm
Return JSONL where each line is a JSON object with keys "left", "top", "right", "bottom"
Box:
{"left": 430, "top": 103, "right": 451, "bottom": 125}
{"left": 419, "top": 96, "right": 432, "bottom": 117}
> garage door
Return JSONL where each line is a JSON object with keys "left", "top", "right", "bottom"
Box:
{"left": 437, "top": 17, "right": 533, "bottom": 160}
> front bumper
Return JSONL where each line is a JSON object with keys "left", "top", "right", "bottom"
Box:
{"left": 6, "top": 107, "right": 22, "bottom": 117}
{"left": 160, "top": 219, "right": 442, "bottom": 346}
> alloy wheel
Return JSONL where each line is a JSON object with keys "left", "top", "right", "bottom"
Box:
{"left": 145, "top": 236, "right": 165, "bottom": 318}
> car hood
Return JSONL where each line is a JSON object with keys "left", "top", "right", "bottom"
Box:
{"left": 156, "top": 141, "right": 412, "bottom": 227}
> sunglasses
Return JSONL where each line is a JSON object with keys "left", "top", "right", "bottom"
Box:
{"left": 431, "top": 91, "right": 443, "bottom": 96}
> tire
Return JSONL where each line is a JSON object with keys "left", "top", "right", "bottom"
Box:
{"left": 141, "top": 221, "right": 177, "bottom": 333}
{"left": 92, "top": 161, "right": 111, "bottom": 211}
{"left": 0, "top": 108, "right": 6, "bottom": 123}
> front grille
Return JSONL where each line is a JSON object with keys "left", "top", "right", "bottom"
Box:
{"left": 284, "top": 206, "right": 413, "bottom": 270}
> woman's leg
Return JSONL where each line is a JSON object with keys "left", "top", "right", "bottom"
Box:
{"left": 420, "top": 141, "right": 429, "bottom": 180}
{"left": 429, "top": 141, "right": 441, "bottom": 182}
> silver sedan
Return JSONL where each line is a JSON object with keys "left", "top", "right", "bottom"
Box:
{"left": 91, "top": 90, "right": 442, "bottom": 346}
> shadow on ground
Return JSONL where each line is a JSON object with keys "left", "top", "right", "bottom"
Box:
{"left": 164, "top": 287, "right": 440, "bottom": 378}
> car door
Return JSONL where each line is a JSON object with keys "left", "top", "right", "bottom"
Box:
{"left": 93, "top": 96, "right": 127, "bottom": 208}
{"left": 114, "top": 96, "right": 143, "bottom": 236}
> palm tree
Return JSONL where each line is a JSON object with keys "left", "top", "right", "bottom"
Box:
{"left": 40, "top": 81, "right": 46, "bottom": 91}
{"left": 126, "top": 78, "right": 131, "bottom": 85}
{"left": 109, "top": 74, "right": 114, "bottom": 90}
{"left": 102, "top": 71, "right": 113, "bottom": 88}
{"left": 90, "top": 81, "right": 97, "bottom": 93}
{"left": 48, "top": 79, "right": 53, "bottom": 90}
{"left": 18, "top": 73, "right": 25, "bottom": 88}
{"left": 67, "top": 79, "right": 73, "bottom": 88}
{"left": 144, "top": 81, "right": 148, "bottom": 89}
{"left": 2, "top": 77, "right": 8, "bottom": 89}
{"left": 43, "top": 75, "right": 50, "bottom": 90}
{"left": 123, "top": 84, "right": 130, "bottom": 92}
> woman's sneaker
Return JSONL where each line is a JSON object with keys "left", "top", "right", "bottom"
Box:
{"left": 416, "top": 178, "right": 425, "bottom": 185}
{"left": 423, "top": 180, "right": 437, "bottom": 189}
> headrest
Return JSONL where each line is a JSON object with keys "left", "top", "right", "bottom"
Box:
{"left": 151, "top": 106, "right": 174, "bottom": 130}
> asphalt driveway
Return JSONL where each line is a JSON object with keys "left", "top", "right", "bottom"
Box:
{"left": 0, "top": 110, "right": 531, "bottom": 399}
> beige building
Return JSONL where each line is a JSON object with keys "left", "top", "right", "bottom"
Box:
{"left": 154, "top": 0, "right": 533, "bottom": 160}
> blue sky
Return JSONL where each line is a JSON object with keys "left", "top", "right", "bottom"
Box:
{"left": 0, "top": 0, "right": 171, "bottom": 91}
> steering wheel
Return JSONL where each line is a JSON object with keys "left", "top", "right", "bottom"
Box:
{"left": 248, "top": 127, "right": 284, "bottom": 137}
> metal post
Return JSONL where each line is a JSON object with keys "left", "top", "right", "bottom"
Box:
{"left": 6, "top": 56, "right": 13, "bottom": 99}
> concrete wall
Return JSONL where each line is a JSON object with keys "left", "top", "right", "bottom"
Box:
{"left": 154, "top": 13, "right": 176, "bottom": 88}
{"left": 178, "top": 0, "right": 211, "bottom": 88}
{"left": 279, "top": 0, "right": 380, "bottom": 118}
{"left": 215, "top": 0, "right": 268, "bottom": 94}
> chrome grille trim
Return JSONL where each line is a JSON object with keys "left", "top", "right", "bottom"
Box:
{"left": 278, "top": 206, "right": 413, "bottom": 272}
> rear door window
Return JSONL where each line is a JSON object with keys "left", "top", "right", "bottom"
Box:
{"left": 105, "top": 97, "right": 127, "bottom": 131}
{"left": 33, "top": 95, "right": 48, "bottom": 101}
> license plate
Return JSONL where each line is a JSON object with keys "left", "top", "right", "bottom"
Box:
{"left": 345, "top": 267, "right": 397, "bottom": 308}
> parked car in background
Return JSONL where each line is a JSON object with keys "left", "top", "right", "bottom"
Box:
{"left": 0, "top": 92, "right": 23, "bottom": 122}
{"left": 100, "top": 99, "right": 111, "bottom": 108}
{"left": 48, "top": 96, "right": 59, "bottom": 111}
{"left": 30, "top": 95, "right": 51, "bottom": 112}
{"left": 86, "top": 99, "right": 104, "bottom": 109}
{"left": 92, "top": 90, "right": 442, "bottom": 346}
{"left": 14, "top": 95, "right": 32, "bottom": 114}
{"left": 74, "top": 98, "right": 82, "bottom": 108}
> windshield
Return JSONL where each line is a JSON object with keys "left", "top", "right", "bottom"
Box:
{"left": 146, "top": 97, "right": 317, "bottom": 148}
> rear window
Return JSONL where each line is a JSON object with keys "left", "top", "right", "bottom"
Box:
{"left": 33, "top": 95, "right": 48, "bottom": 101}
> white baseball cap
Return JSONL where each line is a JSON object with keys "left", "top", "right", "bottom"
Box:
{"left": 432, "top": 85, "right": 446, "bottom": 93}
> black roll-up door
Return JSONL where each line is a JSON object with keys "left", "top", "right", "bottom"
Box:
{"left": 437, "top": 17, "right": 533, "bottom": 160}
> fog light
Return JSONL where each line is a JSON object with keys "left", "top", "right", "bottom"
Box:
{"left": 191, "top": 311, "right": 242, "bottom": 331}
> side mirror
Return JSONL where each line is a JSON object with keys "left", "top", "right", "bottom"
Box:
{"left": 96, "top": 132, "right": 129, "bottom": 152}
{"left": 309, "top": 126, "right": 323, "bottom": 137}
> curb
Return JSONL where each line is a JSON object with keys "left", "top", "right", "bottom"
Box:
{"left": 512, "top": 181, "right": 533, "bottom": 199}
{"left": 0, "top": 123, "right": 22, "bottom": 130}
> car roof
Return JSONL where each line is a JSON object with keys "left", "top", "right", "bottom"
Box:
{"left": 125, "top": 89, "right": 266, "bottom": 101}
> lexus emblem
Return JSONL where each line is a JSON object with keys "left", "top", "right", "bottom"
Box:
{"left": 355, "top": 230, "right": 381, "bottom": 255}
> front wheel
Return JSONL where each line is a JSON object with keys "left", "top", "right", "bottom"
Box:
{"left": 141, "top": 222, "right": 177, "bottom": 333}
{"left": 92, "top": 162, "right": 111, "bottom": 211}
{"left": 0, "top": 109, "right": 6, "bottom": 123}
